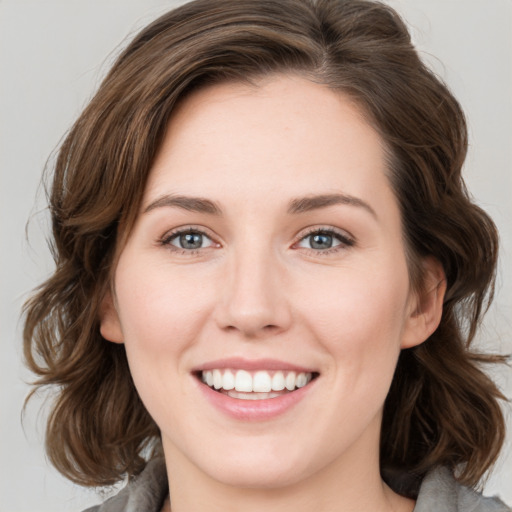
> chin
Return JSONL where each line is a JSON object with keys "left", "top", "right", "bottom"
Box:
{"left": 190, "top": 439, "right": 318, "bottom": 490}
{"left": 211, "top": 460, "right": 307, "bottom": 489}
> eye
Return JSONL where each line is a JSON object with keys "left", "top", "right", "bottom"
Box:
{"left": 295, "top": 228, "right": 354, "bottom": 252}
{"left": 162, "top": 229, "right": 216, "bottom": 251}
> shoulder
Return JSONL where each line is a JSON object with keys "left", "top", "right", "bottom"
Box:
{"left": 415, "top": 467, "right": 510, "bottom": 512}
{"left": 81, "top": 458, "right": 168, "bottom": 512}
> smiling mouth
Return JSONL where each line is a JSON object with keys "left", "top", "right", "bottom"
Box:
{"left": 197, "top": 369, "right": 318, "bottom": 400}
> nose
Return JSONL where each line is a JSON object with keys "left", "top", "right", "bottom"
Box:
{"left": 214, "top": 248, "right": 292, "bottom": 339}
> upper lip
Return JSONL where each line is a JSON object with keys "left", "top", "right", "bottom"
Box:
{"left": 192, "top": 357, "right": 317, "bottom": 373}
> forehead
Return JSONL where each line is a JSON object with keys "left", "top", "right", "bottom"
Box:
{"left": 144, "top": 74, "right": 394, "bottom": 217}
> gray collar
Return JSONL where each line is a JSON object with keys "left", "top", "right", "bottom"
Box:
{"left": 414, "top": 466, "right": 509, "bottom": 511}
{"left": 87, "top": 460, "right": 510, "bottom": 512}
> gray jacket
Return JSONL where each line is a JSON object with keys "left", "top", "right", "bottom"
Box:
{"left": 84, "top": 458, "right": 510, "bottom": 512}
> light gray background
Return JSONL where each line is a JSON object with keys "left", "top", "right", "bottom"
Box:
{"left": 1, "top": 1, "right": 511, "bottom": 511}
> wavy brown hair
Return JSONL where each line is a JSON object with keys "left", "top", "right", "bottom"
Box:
{"left": 23, "top": 0, "right": 507, "bottom": 495}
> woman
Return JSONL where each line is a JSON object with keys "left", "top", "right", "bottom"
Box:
{"left": 23, "top": 0, "right": 510, "bottom": 510}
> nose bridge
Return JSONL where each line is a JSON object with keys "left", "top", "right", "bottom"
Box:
{"left": 216, "top": 237, "right": 290, "bottom": 337}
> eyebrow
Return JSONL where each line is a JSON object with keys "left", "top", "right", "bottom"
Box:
{"left": 143, "top": 192, "right": 376, "bottom": 218}
{"left": 287, "top": 193, "right": 377, "bottom": 218}
{"left": 144, "top": 194, "right": 222, "bottom": 215}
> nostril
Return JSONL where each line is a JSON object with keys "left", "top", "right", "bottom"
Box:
{"left": 221, "top": 324, "right": 278, "bottom": 338}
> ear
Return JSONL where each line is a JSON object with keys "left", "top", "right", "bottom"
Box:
{"left": 99, "top": 290, "right": 124, "bottom": 344}
{"left": 401, "top": 257, "right": 446, "bottom": 349}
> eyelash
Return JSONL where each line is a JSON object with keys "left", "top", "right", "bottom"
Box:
{"left": 159, "top": 226, "right": 218, "bottom": 255}
{"left": 159, "top": 226, "right": 355, "bottom": 255}
{"left": 292, "top": 227, "right": 355, "bottom": 255}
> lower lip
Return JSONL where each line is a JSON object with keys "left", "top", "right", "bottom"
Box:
{"left": 196, "top": 378, "right": 317, "bottom": 421}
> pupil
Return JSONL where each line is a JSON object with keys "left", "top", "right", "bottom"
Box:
{"left": 180, "top": 232, "right": 202, "bottom": 249}
{"left": 311, "top": 233, "right": 332, "bottom": 249}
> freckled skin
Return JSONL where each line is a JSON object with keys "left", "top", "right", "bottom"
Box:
{"left": 100, "top": 75, "right": 442, "bottom": 512}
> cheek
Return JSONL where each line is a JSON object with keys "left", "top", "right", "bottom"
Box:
{"left": 301, "top": 258, "right": 410, "bottom": 374}
{"left": 112, "top": 258, "right": 219, "bottom": 414}
{"left": 114, "top": 258, "right": 211, "bottom": 350}
{"left": 112, "top": 257, "right": 218, "bottom": 428}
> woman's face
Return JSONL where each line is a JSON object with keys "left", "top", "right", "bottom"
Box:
{"left": 101, "top": 75, "right": 439, "bottom": 489}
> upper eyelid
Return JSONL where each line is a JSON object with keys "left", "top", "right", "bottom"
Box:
{"left": 161, "top": 225, "right": 217, "bottom": 241}
{"left": 294, "top": 225, "right": 355, "bottom": 243}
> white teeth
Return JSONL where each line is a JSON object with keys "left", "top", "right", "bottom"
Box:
{"left": 227, "top": 390, "right": 282, "bottom": 400}
{"left": 222, "top": 370, "right": 235, "bottom": 390}
{"left": 253, "top": 371, "right": 272, "bottom": 392}
{"left": 235, "top": 370, "right": 253, "bottom": 392}
{"left": 201, "top": 369, "right": 314, "bottom": 394}
{"left": 296, "top": 373, "right": 308, "bottom": 388}
{"left": 271, "top": 371, "right": 285, "bottom": 391}
{"left": 285, "top": 371, "right": 296, "bottom": 391}
{"left": 213, "top": 369, "right": 222, "bottom": 390}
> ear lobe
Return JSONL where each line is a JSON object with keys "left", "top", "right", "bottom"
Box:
{"left": 401, "top": 257, "right": 446, "bottom": 349}
{"left": 99, "top": 290, "right": 124, "bottom": 344}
